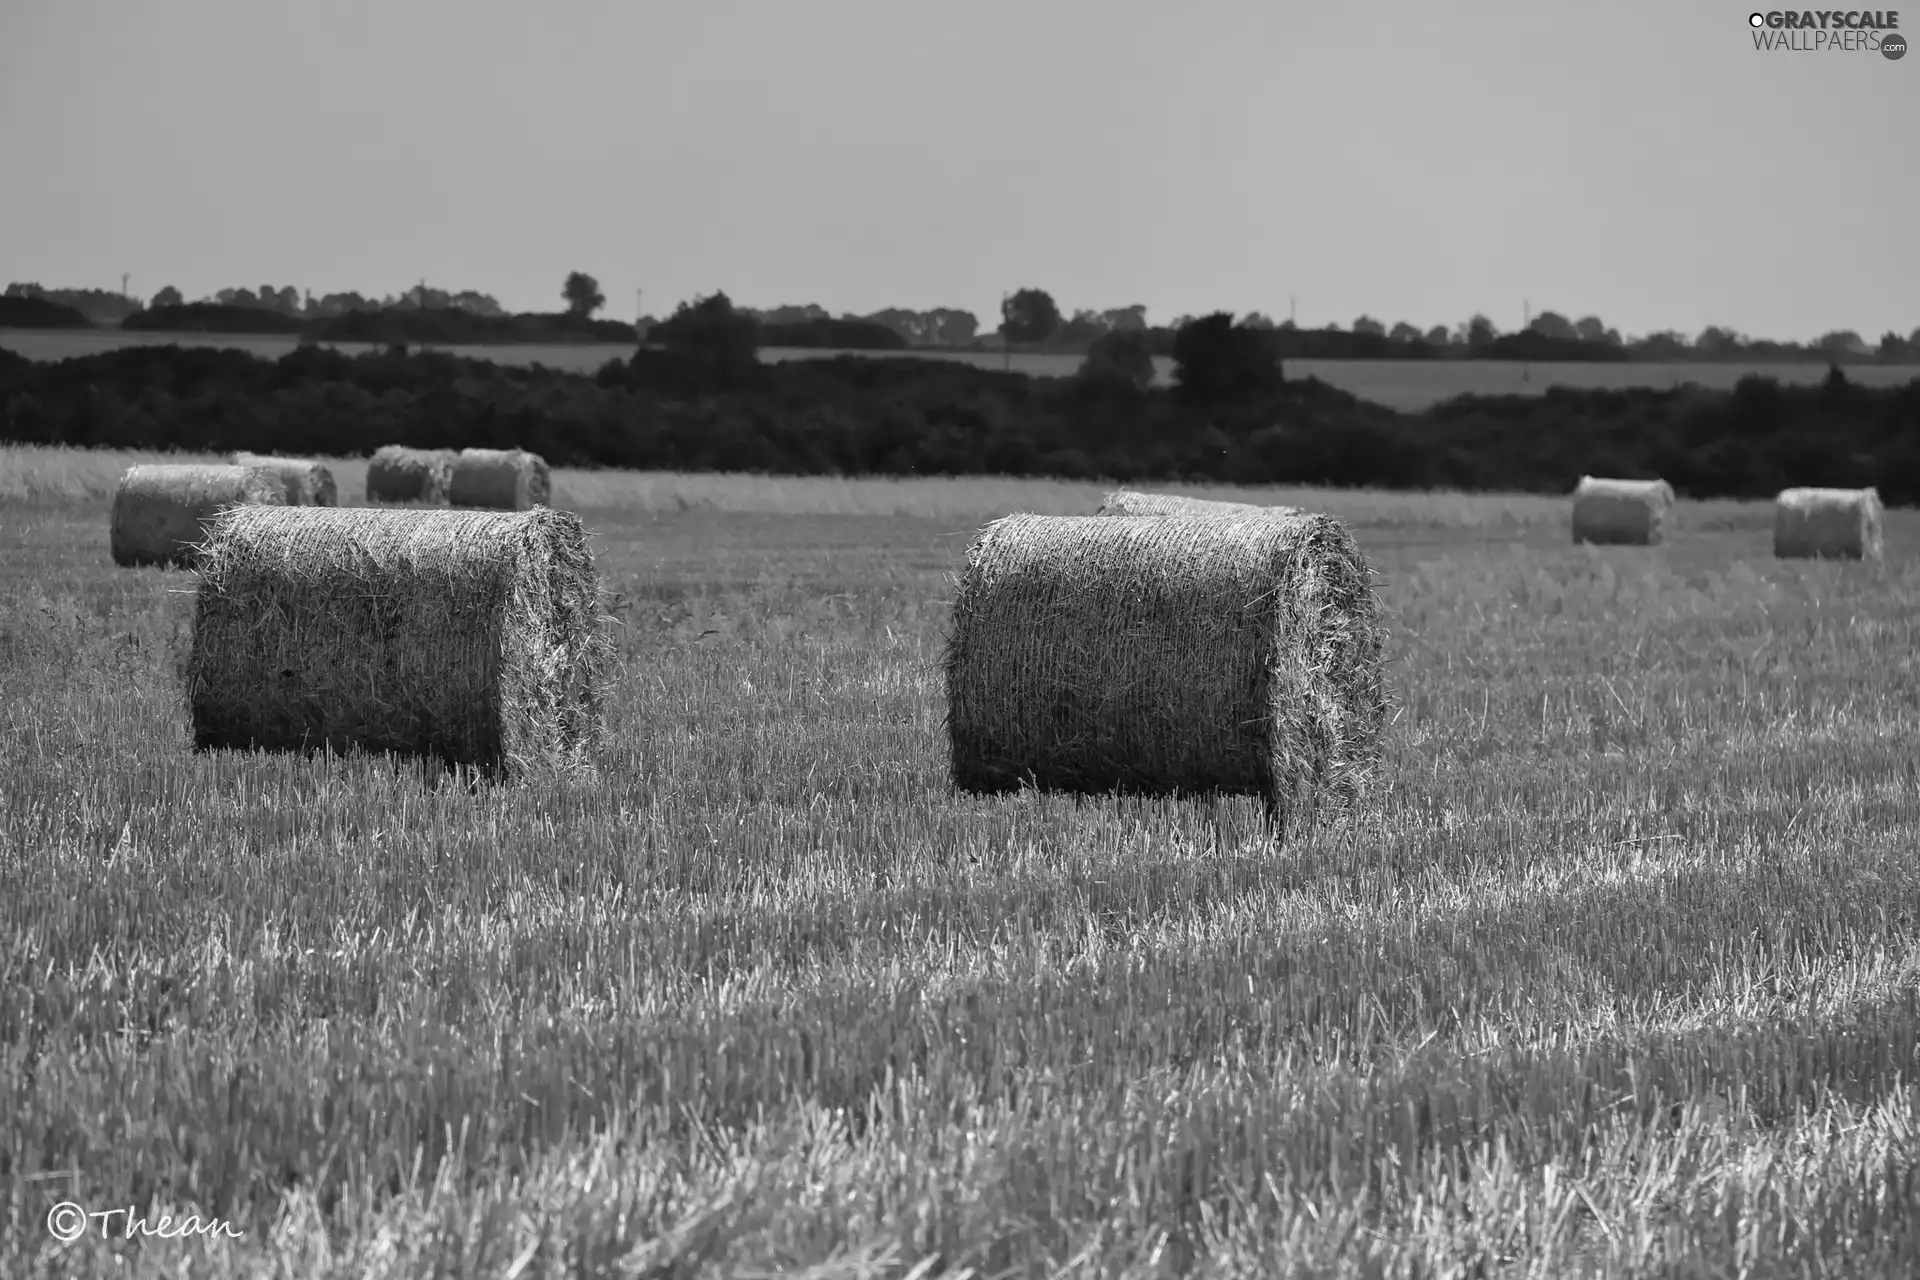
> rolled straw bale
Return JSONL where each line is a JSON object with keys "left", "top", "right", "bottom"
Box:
{"left": 945, "top": 511, "right": 1387, "bottom": 830}
{"left": 1570, "top": 476, "right": 1675, "bottom": 546}
{"left": 449, "top": 448, "right": 551, "bottom": 511}
{"left": 365, "top": 445, "right": 457, "bottom": 504}
{"left": 1095, "top": 489, "right": 1300, "bottom": 518}
{"left": 231, "top": 451, "right": 338, "bottom": 506}
{"left": 186, "top": 506, "right": 610, "bottom": 777}
{"left": 1773, "top": 486, "right": 1883, "bottom": 560}
{"left": 109, "top": 463, "right": 288, "bottom": 568}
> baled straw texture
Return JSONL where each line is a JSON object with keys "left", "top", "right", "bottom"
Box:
{"left": 450, "top": 447, "right": 552, "bottom": 511}
{"left": 1095, "top": 489, "right": 1300, "bottom": 518}
{"left": 1774, "top": 486, "right": 1884, "bottom": 561}
{"left": 186, "top": 506, "right": 611, "bottom": 778}
{"left": 945, "top": 512, "right": 1387, "bottom": 832}
{"left": 1570, "top": 475, "right": 1675, "bottom": 546}
{"left": 109, "top": 463, "right": 288, "bottom": 568}
{"left": 365, "top": 445, "right": 457, "bottom": 504}
{"left": 231, "top": 451, "right": 338, "bottom": 506}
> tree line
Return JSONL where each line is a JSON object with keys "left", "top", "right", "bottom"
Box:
{"left": 7, "top": 277, "right": 1918, "bottom": 365}
{"left": 3, "top": 295, "right": 1916, "bottom": 505}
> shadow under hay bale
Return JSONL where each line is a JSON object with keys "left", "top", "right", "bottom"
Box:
{"left": 231, "top": 451, "right": 338, "bottom": 506}
{"left": 365, "top": 445, "right": 457, "bottom": 504}
{"left": 1774, "top": 486, "right": 1883, "bottom": 560}
{"left": 185, "top": 506, "right": 612, "bottom": 779}
{"left": 450, "top": 448, "right": 551, "bottom": 511}
{"left": 110, "top": 463, "right": 289, "bottom": 568}
{"left": 1094, "top": 489, "right": 1301, "bottom": 518}
{"left": 1570, "top": 476, "right": 1674, "bottom": 546}
{"left": 944, "top": 512, "right": 1387, "bottom": 836}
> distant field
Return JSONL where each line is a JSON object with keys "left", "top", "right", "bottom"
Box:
{"left": 7, "top": 326, "right": 1917, "bottom": 413}
{"left": 4, "top": 447, "right": 1918, "bottom": 1274}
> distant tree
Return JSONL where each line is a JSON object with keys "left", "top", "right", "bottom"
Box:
{"left": 1876, "top": 331, "right": 1912, "bottom": 361}
{"left": 1242, "top": 312, "right": 1276, "bottom": 330}
{"left": 215, "top": 287, "right": 261, "bottom": 309}
{"left": 1465, "top": 314, "right": 1497, "bottom": 347}
{"left": 151, "top": 285, "right": 184, "bottom": 309}
{"left": 1528, "top": 310, "right": 1577, "bottom": 340}
{"left": 1573, "top": 315, "right": 1610, "bottom": 343}
{"left": 1351, "top": 315, "right": 1385, "bottom": 337}
{"left": 931, "top": 307, "right": 978, "bottom": 345}
{"left": 1322, "top": 321, "right": 1344, "bottom": 333}
{"left": 1910, "top": 326, "right": 1920, "bottom": 350}
{"left": 1053, "top": 308, "right": 1110, "bottom": 348}
{"left": 1077, "top": 328, "right": 1156, "bottom": 390}
{"left": 650, "top": 290, "right": 760, "bottom": 386}
{"left": 1171, "top": 312, "right": 1282, "bottom": 404}
{"left": 1388, "top": 321, "right": 1423, "bottom": 344}
{"left": 999, "top": 288, "right": 1061, "bottom": 347}
{"left": 1635, "top": 331, "right": 1691, "bottom": 359}
{"left": 1814, "top": 329, "right": 1868, "bottom": 358}
{"left": 1168, "top": 314, "right": 1197, "bottom": 332}
{"left": 1425, "top": 324, "right": 1451, "bottom": 346}
{"left": 4, "top": 282, "right": 46, "bottom": 298}
{"left": 1695, "top": 325, "right": 1741, "bottom": 357}
{"left": 1099, "top": 304, "right": 1148, "bottom": 332}
{"left": 563, "top": 271, "right": 606, "bottom": 319}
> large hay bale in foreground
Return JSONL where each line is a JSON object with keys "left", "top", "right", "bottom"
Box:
{"left": 109, "top": 463, "right": 288, "bottom": 568}
{"left": 1570, "top": 476, "right": 1675, "bottom": 546}
{"left": 945, "top": 512, "right": 1387, "bottom": 830}
{"left": 1774, "top": 486, "right": 1883, "bottom": 560}
{"left": 231, "top": 451, "right": 338, "bottom": 506}
{"left": 365, "top": 445, "right": 457, "bottom": 504}
{"left": 1095, "top": 489, "right": 1301, "bottom": 518}
{"left": 449, "top": 448, "right": 551, "bottom": 511}
{"left": 186, "top": 506, "right": 610, "bottom": 777}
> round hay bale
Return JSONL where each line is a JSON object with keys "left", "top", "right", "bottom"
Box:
{"left": 1774, "top": 486, "right": 1883, "bottom": 560}
{"left": 449, "top": 448, "right": 551, "bottom": 511}
{"left": 1095, "top": 489, "right": 1300, "bottom": 518}
{"left": 945, "top": 511, "right": 1387, "bottom": 831}
{"left": 366, "top": 445, "right": 457, "bottom": 504}
{"left": 109, "top": 463, "right": 289, "bottom": 568}
{"left": 1570, "top": 476, "right": 1675, "bottom": 546}
{"left": 186, "top": 506, "right": 610, "bottom": 778}
{"left": 231, "top": 452, "right": 338, "bottom": 506}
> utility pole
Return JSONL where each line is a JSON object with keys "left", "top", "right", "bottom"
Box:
{"left": 1290, "top": 296, "right": 1296, "bottom": 326}
{"left": 120, "top": 273, "right": 130, "bottom": 297}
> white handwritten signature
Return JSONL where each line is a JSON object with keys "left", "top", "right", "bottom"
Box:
{"left": 46, "top": 1200, "right": 243, "bottom": 1243}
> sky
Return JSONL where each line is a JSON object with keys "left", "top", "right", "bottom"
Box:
{"left": 0, "top": 0, "right": 1912, "bottom": 342}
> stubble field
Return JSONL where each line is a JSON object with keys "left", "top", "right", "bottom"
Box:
{"left": 2, "top": 445, "right": 1918, "bottom": 1277}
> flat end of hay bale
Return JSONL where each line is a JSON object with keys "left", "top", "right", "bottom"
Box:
{"left": 186, "top": 505, "right": 612, "bottom": 778}
{"left": 944, "top": 511, "right": 1386, "bottom": 836}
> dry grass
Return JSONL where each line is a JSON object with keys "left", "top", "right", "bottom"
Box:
{"left": 187, "top": 505, "right": 610, "bottom": 778}
{"left": 1775, "top": 486, "right": 1885, "bottom": 561}
{"left": 3, "top": 453, "right": 1918, "bottom": 1273}
{"left": 945, "top": 513, "right": 1385, "bottom": 834}
{"left": 107, "top": 462, "right": 288, "bottom": 567}
{"left": 1570, "top": 476, "right": 1675, "bottom": 546}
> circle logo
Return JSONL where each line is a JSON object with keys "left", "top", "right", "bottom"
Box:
{"left": 1884, "top": 33, "right": 1907, "bottom": 59}
{"left": 1749, "top": 12, "right": 1766, "bottom": 27}
{"left": 47, "top": 1202, "right": 88, "bottom": 1242}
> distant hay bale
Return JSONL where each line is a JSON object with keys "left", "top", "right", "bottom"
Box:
{"left": 186, "top": 506, "right": 610, "bottom": 778}
{"left": 1570, "top": 476, "right": 1675, "bottom": 546}
{"left": 231, "top": 451, "right": 338, "bottom": 506}
{"left": 109, "top": 463, "right": 288, "bottom": 568}
{"left": 1774, "top": 486, "right": 1883, "bottom": 560}
{"left": 1095, "top": 489, "right": 1301, "bottom": 518}
{"left": 449, "top": 448, "right": 552, "bottom": 511}
{"left": 945, "top": 512, "right": 1387, "bottom": 832}
{"left": 365, "top": 445, "right": 457, "bottom": 504}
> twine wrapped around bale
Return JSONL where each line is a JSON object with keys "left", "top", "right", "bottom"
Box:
{"left": 231, "top": 451, "right": 338, "bottom": 506}
{"left": 186, "top": 506, "right": 611, "bottom": 778}
{"left": 365, "top": 445, "right": 457, "bottom": 504}
{"left": 1570, "top": 476, "right": 1675, "bottom": 546}
{"left": 109, "top": 463, "right": 288, "bottom": 568}
{"left": 1095, "top": 489, "right": 1300, "bottom": 518}
{"left": 450, "top": 448, "right": 552, "bottom": 511}
{"left": 945, "top": 512, "right": 1387, "bottom": 832}
{"left": 1774, "top": 486, "right": 1883, "bottom": 560}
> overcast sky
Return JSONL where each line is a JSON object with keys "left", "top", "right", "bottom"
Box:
{"left": 1, "top": 0, "right": 1911, "bottom": 341}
